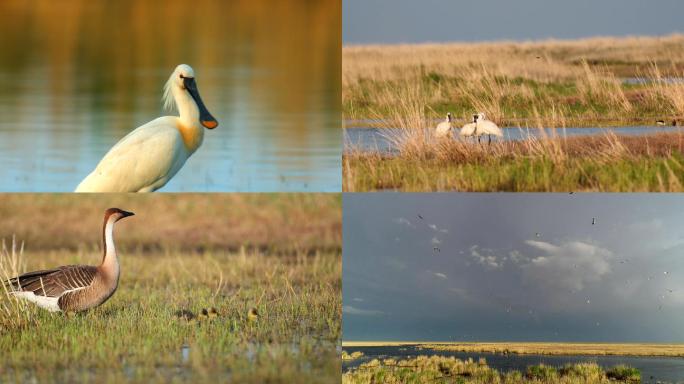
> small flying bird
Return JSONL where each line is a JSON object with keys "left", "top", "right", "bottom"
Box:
{"left": 592, "top": 218, "right": 596, "bottom": 225}
{"left": 5, "top": 208, "right": 134, "bottom": 312}
{"left": 418, "top": 215, "right": 424, "bottom": 220}
{"left": 433, "top": 247, "right": 441, "bottom": 252}
{"left": 535, "top": 233, "right": 541, "bottom": 237}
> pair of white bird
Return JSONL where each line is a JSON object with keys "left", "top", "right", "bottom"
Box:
{"left": 435, "top": 112, "right": 503, "bottom": 143}
{"left": 75, "top": 64, "right": 218, "bottom": 193}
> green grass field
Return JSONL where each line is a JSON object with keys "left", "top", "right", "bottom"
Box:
{"left": 0, "top": 194, "right": 341, "bottom": 383}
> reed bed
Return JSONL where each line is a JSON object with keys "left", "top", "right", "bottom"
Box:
{"left": 342, "top": 355, "right": 640, "bottom": 384}
{"left": 343, "top": 73, "right": 684, "bottom": 191}
{"left": 343, "top": 35, "right": 684, "bottom": 126}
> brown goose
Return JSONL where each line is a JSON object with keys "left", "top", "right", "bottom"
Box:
{"left": 6, "top": 208, "right": 134, "bottom": 312}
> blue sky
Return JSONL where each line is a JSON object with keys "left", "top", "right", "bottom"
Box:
{"left": 343, "top": 0, "right": 684, "bottom": 44}
{"left": 344, "top": 193, "right": 684, "bottom": 342}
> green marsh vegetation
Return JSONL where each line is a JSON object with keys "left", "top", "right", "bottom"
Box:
{"left": 0, "top": 194, "right": 341, "bottom": 383}
{"left": 342, "top": 355, "right": 640, "bottom": 384}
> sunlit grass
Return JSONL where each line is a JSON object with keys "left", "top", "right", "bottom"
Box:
{"left": 344, "top": 34, "right": 684, "bottom": 126}
{"left": 0, "top": 248, "right": 341, "bottom": 383}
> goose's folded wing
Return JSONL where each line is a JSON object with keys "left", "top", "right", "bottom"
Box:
{"left": 7, "top": 265, "right": 97, "bottom": 297}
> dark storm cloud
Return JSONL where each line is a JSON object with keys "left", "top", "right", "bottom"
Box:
{"left": 343, "top": 194, "right": 684, "bottom": 342}
{"left": 344, "top": 0, "right": 684, "bottom": 44}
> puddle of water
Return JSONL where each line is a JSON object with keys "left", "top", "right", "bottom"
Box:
{"left": 181, "top": 344, "right": 190, "bottom": 364}
{"left": 622, "top": 77, "right": 684, "bottom": 85}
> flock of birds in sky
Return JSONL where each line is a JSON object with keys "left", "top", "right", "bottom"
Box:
{"left": 435, "top": 112, "right": 503, "bottom": 143}
{"left": 404, "top": 205, "right": 677, "bottom": 329}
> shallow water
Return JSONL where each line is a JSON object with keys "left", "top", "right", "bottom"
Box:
{"left": 343, "top": 346, "right": 684, "bottom": 383}
{"left": 0, "top": 1, "right": 341, "bottom": 192}
{"left": 345, "top": 125, "right": 684, "bottom": 154}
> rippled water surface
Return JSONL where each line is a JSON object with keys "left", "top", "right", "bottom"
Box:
{"left": 345, "top": 125, "right": 684, "bottom": 154}
{"left": 0, "top": 1, "right": 341, "bottom": 192}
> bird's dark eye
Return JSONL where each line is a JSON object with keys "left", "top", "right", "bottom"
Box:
{"left": 179, "top": 74, "right": 185, "bottom": 79}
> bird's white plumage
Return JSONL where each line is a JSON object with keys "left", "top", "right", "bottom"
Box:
{"left": 75, "top": 117, "right": 192, "bottom": 192}
{"left": 476, "top": 114, "right": 503, "bottom": 138}
{"left": 75, "top": 64, "right": 213, "bottom": 192}
{"left": 460, "top": 122, "right": 477, "bottom": 137}
{"left": 435, "top": 114, "right": 453, "bottom": 138}
{"left": 11, "top": 291, "right": 61, "bottom": 312}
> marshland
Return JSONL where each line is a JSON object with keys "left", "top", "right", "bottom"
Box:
{"left": 343, "top": 35, "right": 684, "bottom": 192}
{"left": 342, "top": 354, "right": 647, "bottom": 384}
{"left": 0, "top": 194, "right": 341, "bottom": 383}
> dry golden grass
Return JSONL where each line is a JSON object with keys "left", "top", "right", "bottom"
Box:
{"left": 423, "top": 342, "right": 684, "bottom": 357}
{"left": 343, "top": 34, "right": 684, "bottom": 125}
{"left": 0, "top": 194, "right": 341, "bottom": 253}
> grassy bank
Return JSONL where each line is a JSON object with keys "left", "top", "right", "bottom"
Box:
{"left": 343, "top": 34, "right": 684, "bottom": 127}
{"left": 342, "top": 355, "right": 640, "bottom": 384}
{"left": 0, "top": 195, "right": 341, "bottom": 383}
{"left": 1, "top": 249, "right": 340, "bottom": 383}
{"left": 343, "top": 133, "right": 684, "bottom": 192}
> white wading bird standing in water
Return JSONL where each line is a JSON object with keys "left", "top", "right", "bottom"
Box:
{"left": 75, "top": 64, "right": 218, "bottom": 192}
{"left": 460, "top": 112, "right": 502, "bottom": 144}
{"left": 434, "top": 112, "right": 454, "bottom": 138}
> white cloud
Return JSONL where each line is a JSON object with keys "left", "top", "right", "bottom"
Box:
{"left": 434, "top": 272, "right": 447, "bottom": 279}
{"left": 522, "top": 240, "right": 613, "bottom": 292}
{"left": 395, "top": 217, "right": 414, "bottom": 227}
{"left": 431, "top": 237, "right": 442, "bottom": 245}
{"left": 470, "top": 245, "right": 502, "bottom": 269}
{"left": 343, "top": 305, "right": 384, "bottom": 316}
{"left": 428, "top": 224, "right": 438, "bottom": 231}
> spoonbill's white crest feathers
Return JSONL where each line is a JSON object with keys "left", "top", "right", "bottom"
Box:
{"left": 75, "top": 64, "right": 218, "bottom": 192}
{"left": 434, "top": 113, "right": 454, "bottom": 138}
{"left": 6, "top": 208, "right": 134, "bottom": 312}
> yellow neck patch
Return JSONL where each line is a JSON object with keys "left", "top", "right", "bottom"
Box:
{"left": 177, "top": 122, "right": 203, "bottom": 153}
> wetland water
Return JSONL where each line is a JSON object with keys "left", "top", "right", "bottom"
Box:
{"left": 345, "top": 125, "right": 684, "bottom": 154}
{"left": 343, "top": 346, "right": 684, "bottom": 383}
{"left": 0, "top": 1, "right": 341, "bottom": 192}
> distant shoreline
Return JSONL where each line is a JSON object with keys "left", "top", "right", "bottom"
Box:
{"left": 342, "top": 342, "right": 684, "bottom": 357}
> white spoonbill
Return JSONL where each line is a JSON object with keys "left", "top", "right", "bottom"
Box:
{"left": 459, "top": 114, "right": 478, "bottom": 139}
{"left": 460, "top": 112, "right": 502, "bottom": 144}
{"left": 75, "top": 64, "right": 218, "bottom": 192}
{"left": 434, "top": 113, "right": 454, "bottom": 138}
